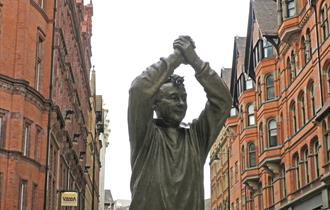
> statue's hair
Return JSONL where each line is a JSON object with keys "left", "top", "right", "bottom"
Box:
{"left": 154, "top": 74, "right": 185, "bottom": 106}
{"left": 164, "top": 74, "right": 184, "bottom": 88}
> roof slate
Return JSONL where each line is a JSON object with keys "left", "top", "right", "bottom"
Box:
{"left": 253, "top": 0, "right": 278, "bottom": 36}
{"left": 221, "top": 68, "right": 232, "bottom": 88}
{"left": 236, "top": 36, "right": 247, "bottom": 78}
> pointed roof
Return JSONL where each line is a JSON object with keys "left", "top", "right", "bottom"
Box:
{"left": 230, "top": 36, "right": 247, "bottom": 107}
{"left": 245, "top": 0, "right": 278, "bottom": 80}
{"left": 104, "top": 189, "right": 114, "bottom": 204}
{"left": 253, "top": 0, "right": 278, "bottom": 36}
{"left": 235, "top": 36, "right": 247, "bottom": 78}
{"left": 221, "top": 68, "right": 232, "bottom": 89}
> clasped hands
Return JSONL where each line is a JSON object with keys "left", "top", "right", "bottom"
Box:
{"left": 173, "top": 36, "right": 199, "bottom": 66}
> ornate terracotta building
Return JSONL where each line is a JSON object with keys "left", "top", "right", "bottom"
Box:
{"left": 0, "top": 0, "right": 104, "bottom": 210}
{"left": 211, "top": 0, "right": 330, "bottom": 209}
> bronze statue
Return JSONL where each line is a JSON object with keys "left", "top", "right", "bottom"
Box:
{"left": 128, "top": 36, "right": 231, "bottom": 210}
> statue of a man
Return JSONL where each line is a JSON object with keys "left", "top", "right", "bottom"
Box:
{"left": 128, "top": 36, "right": 231, "bottom": 210}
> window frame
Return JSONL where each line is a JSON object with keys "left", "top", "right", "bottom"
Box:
{"left": 265, "top": 74, "right": 275, "bottom": 100}
{"left": 293, "top": 154, "right": 300, "bottom": 190}
{"left": 247, "top": 104, "right": 255, "bottom": 126}
{"left": 308, "top": 82, "right": 316, "bottom": 118}
{"left": 263, "top": 37, "right": 273, "bottom": 58}
{"left": 290, "top": 102, "right": 297, "bottom": 136}
{"left": 18, "top": 179, "right": 27, "bottom": 210}
{"left": 268, "top": 119, "right": 278, "bottom": 147}
{"left": 268, "top": 176, "right": 275, "bottom": 206}
{"left": 320, "top": 3, "right": 329, "bottom": 42}
{"left": 248, "top": 143, "right": 256, "bottom": 168}
{"left": 298, "top": 92, "right": 306, "bottom": 127}
{"left": 287, "top": 0, "right": 296, "bottom": 18}
{"left": 290, "top": 51, "right": 297, "bottom": 80}
{"left": 302, "top": 147, "right": 310, "bottom": 184}
{"left": 34, "top": 33, "right": 44, "bottom": 91}
{"left": 259, "top": 123, "right": 264, "bottom": 153}
{"left": 312, "top": 139, "right": 320, "bottom": 178}
{"left": 22, "top": 122, "right": 31, "bottom": 157}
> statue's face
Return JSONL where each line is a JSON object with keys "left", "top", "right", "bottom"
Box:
{"left": 154, "top": 82, "right": 187, "bottom": 127}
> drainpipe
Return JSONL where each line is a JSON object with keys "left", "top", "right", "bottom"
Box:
{"left": 311, "top": 0, "right": 324, "bottom": 107}
{"left": 43, "top": 0, "right": 57, "bottom": 209}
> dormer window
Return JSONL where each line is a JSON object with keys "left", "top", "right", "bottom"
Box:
{"left": 245, "top": 75, "right": 254, "bottom": 90}
{"left": 287, "top": 0, "right": 296, "bottom": 18}
{"left": 263, "top": 38, "right": 273, "bottom": 58}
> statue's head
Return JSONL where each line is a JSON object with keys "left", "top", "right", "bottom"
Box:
{"left": 153, "top": 74, "right": 187, "bottom": 127}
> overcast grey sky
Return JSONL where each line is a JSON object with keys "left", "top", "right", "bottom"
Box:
{"left": 91, "top": 0, "right": 249, "bottom": 200}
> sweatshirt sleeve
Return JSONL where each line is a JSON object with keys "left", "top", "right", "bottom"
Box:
{"left": 191, "top": 62, "right": 232, "bottom": 160}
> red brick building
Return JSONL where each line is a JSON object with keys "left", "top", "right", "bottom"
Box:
{"left": 0, "top": 0, "right": 103, "bottom": 210}
{"left": 211, "top": 0, "right": 330, "bottom": 209}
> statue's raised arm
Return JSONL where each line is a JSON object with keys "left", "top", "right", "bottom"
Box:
{"left": 174, "top": 36, "right": 232, "bottom": 160}
{"left": 128, "top": 36, "right": 231, "bottom": 210}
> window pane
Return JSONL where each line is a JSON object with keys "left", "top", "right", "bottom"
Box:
{"left": 249, "top": 116, "right": 255, "bottom": 125}
{"left": 288, "top": 0, "right": 296, "bottom": 17}
{"left": 230, "top": 107, "right": 237, "bottom": 117}
{"left": 263, "top": 39, "right": 273, "bottom": 58}
{"left": 246, "top": 79, "right": 253, "bottom": 89}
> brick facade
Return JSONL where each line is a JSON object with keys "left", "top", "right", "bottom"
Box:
{"left": 211, "top": 0, "right": 330, "bottom": 210}
{"left": 0, "top": 0, "right": 103, "bottom": 210}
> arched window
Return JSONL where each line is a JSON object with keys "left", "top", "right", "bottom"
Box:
{"left": 293, "top": 154, "right": 300, "bottom": 190}
{"left": 323, "top": 122, "right": 330, "bottom": 162}
{"left": 268, "top": 176, "right": 274, "bottom": 206}
{"left": 287, "top": 0, "right": 296, "bottom": 17}
{"left": 287, "top": 57, "right": 293, "bottom": 82}
{"left": 241, "top": 146, "right": 246, "bottom": 171}
{"left": 290, "top": 51, "right": 296, "bottom": 80}
{"left": 306, "top": 29, "right": 312, "bottom": 62}
{"left": 247, "top": 104, "right": 255, "bottom": 126}
{"left": 268, "top": 119, "right": 278, "bottom": 147}
{"left": 302, "top": 147, "right": 310, "bottom": 184}
{"left": 257, "top": 78, "right": 262, "bottom": 107}
{"left": 290, "top": 101, "right": 297, "bottom": 136}
{"left": 265, "top": 74, "right": 275, "bottom": 100}
{"left": 312, "top": 139, "right": 320, "bottom": 178}
{"left": 320, "top": 3, "right": 329, "bottom": 41}
{"left": 302, "top": 36, "right": 307, "bottom": 65}
{"left": 308, "top": 81, "right": 316, "bottom": 117}
{"left": 248, "top": 143, "right": 256, "bottom": 167}
{"left": 298, "top": 92, "right": 306, "bottom": 127}
{"left": 259, "top": 123, "right": 264, "bottom": 153}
